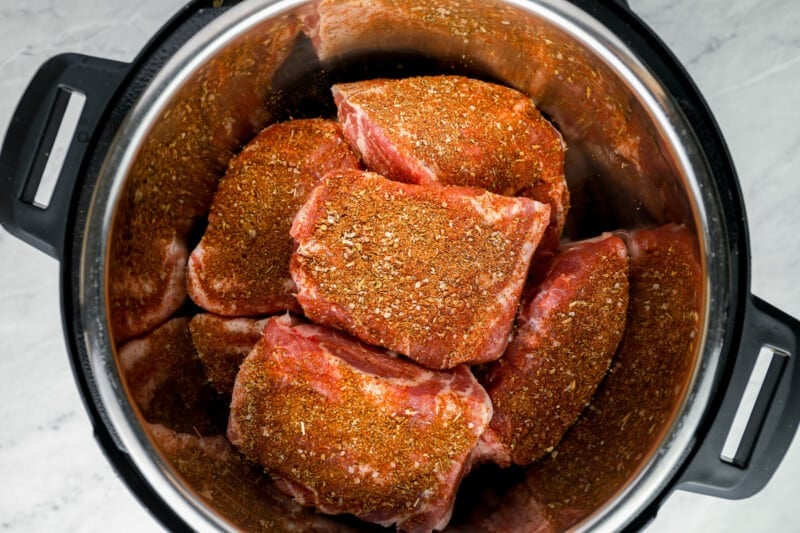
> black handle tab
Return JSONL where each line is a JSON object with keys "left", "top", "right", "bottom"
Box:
{"left": 0, "top": 53, "right": 128, "bottom": 260}
{"left": 678, "top": 295, "right": 800, "bottom": 498}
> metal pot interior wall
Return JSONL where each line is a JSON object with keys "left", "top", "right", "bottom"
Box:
{"left": 88, "top": 0, "right": 727, "bottom": 530}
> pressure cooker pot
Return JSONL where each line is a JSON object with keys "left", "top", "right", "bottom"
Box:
{"left": 1, "top": 0, "right": 799, "bottom": 531}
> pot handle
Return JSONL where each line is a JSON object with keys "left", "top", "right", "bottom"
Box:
{"left": 676, "top": 295, "right": 800, "bottom": 498}
{"left": 0, "top": 53, "right": 128, "bottom": 260}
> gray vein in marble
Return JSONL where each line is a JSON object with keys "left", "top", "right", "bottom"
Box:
{"left": 712, "top": 53, "right": 800, "bottom": 99}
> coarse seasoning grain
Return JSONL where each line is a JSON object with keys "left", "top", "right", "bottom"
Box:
{"left": 290, "top": 170, "right": 550, "bottom": 369}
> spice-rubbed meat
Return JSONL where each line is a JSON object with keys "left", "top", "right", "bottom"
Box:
{"left": 332, "top": 75, "right": 568, "bottom": 247}
{"left": 521, "top": 225, "right": 702, "bottom": 530}
{"left": 290, "top": 170, "right": 550, "bottom": 369}
{"left": 188, "top": 314, "right": 269, "bottom": 396}
{"left": 109, "top": 17, "right": 301, "bottom": 343}
{"left": 148, "top": 423, "right": 357, "bottom": 532}
{"left": 187, "top": 119, "right": 361, "bottom": 316}
{"left": 227, "top": 315, "right": 493, "bottom": 532}
{"left": 118, "top": 317, "right": 227, "bottom": 435}
{"left": 479, "top": 234, "right": 629, "bottom": 466}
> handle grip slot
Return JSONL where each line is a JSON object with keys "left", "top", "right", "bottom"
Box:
{"left": 0, "top": 54, "right": 128, "bottom": 260}
{"left": 720, "top": 344, "right": 789, "bottom": 466}
{"left": 678, "top": 296, "right": 800, "bottom": 499}
{"left": 24, "top": 86, "right": 88, "bottom": 209}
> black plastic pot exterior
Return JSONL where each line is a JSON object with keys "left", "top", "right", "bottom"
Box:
{"left": 1, "top": 1, "right": 798, "bottom": 531}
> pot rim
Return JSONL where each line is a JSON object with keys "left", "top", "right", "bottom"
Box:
{"left": 77, "top": 0, "right": 732, "bottom": 530}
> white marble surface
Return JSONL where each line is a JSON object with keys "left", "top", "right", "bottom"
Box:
{"left": 0, "top": 0, "right": 798, "bottom": 531}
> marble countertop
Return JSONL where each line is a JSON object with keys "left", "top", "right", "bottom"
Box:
{"left": 1, "top": 0, "right": 798, "bottom": 531}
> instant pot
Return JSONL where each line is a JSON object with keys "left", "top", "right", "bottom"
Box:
{"left": 1, "top": 0, "right": 799, "bottom": 531}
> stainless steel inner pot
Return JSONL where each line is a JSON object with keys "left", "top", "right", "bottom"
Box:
{"left": 80, "top": 0, "right": 731, "bottom": 530}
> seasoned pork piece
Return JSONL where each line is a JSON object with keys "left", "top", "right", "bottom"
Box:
{"left": 522, "top": 225, "right": 702, "bottom": 530}
{"left": 109, "top": 17, "right": 301, "bottom": 343}
{"left": 290, "top": 170, "right": 550, "bottom": 369}
{"left": 118, "top": 317, "right": 227, "bottom": 435}
{"left": 332, "top": 75, "right": 568, "bottom": 244}
{"left": 188, "top": 314, "right": 269, "bottom": 396}
{"left": 306, "top": 0, "right": 664, "bottom": 229}
{"left": 227, "top": 315, "right": 493, "bottom": 532}
{"left": 149, "top": 423, "right": 356, "bottom": 532}
{"left": 187, "top": 119, "right": 362, "bottom": 316}
{"left": 479, "top": 234, "right": 629, "bottom": 466}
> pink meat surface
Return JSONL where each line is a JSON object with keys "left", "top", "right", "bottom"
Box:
{"left": 290, "top": 170, "right": 550, "bottom": 369}
{"left": 480, "top": 234, "right": 630, "bottom": 466}
{"left": 332, "top": 75, "right": 567, "bottom": 247}
{"left": 227, "top": 315, "right": 493, "bottom": 533}
{"left": 187, "top": 119, "right": 361, "bottom": 316}
{"left": 188, "top": 314, "right": 270, "bottom": 396}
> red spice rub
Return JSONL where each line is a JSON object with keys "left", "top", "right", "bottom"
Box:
{"left": 290, "top": 170, "right": 550, "bottom": 369}
{"left": 523, "top": 225, "right": 702, "bottom": 530}
{"left": 227, "top": 315, "right": 493, "bottom": 532}
{"left": 480, "top": 233, "right": 630, "bottom": 466}
{"left": 333, "top": 75, "right": 568, "bottom": 246}
{"left": 188, "top": 314, "right": 269, "bottom": 396}
{"left": 187, "top": 119, "right": 361, "bottom": 316}
{"left": 148, "top": 423, "right": 357, "bottom": 532}
{"left": 109, "top": 16, "right": 301, "bottom": 342}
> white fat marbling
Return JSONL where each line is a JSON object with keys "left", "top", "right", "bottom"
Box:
{"left": 0, "top": 0, "right": 798, "bottom": 531}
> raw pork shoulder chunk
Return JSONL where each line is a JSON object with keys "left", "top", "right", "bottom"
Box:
{"left": 118, "top": 317, "right": 226, "bottom": 435}
{"left": 109, "top": 19, "right": 302, "bottom": 342}
{"left": 333, "top": 75, "right": 568, "bottom": 241}
{"left": 290, "top": 170, "right": 550, "bottom": 369}
{"left": 148, "top": 423, "right": 354, "bottom": 532}
{"left": 227, "top": 315, "right": 493, "bottom": 532}
{"left": 188, "top": 314, "right": 269, "bottom": 396}
{"left": 480, "top": 234, "right": 629, "bottom": 466}
{"left": 110, "top": 232, "right": 188, "bottom": 343}
{"left": 187, "top": 119, "right": 361, "bottom": 316}
{"left": 521, "top": 225, "right": 701, "bottom": 530}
